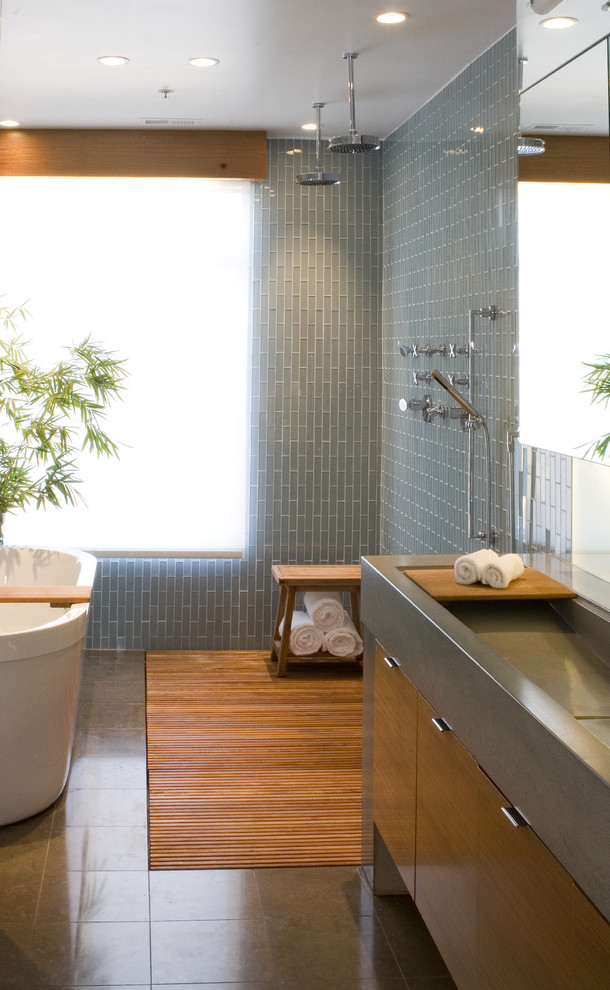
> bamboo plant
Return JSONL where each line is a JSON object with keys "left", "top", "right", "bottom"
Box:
{"left": 582, "top": 354, "right": 610, "bottom": 460}
{"left": 0, "top": 298, "right": 127, "bottom": 543}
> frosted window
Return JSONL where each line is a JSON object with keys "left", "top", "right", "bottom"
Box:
{"left": 0, "top": 177, "right": 251, "bottom": 553}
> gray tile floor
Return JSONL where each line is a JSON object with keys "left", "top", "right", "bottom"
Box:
{"left": 0, "top": 650, "right": 456, "bottom": 989}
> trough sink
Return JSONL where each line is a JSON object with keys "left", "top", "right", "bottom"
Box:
{"left": 446, "top": 597, "right": 610, "bottom": 746}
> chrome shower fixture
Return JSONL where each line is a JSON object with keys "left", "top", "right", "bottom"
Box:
{"left": 297, "top": 103, "right": 341, "bottom": 186}
{"left": 431, "top": 368, "right": 495, "bottom": 548}
{"left": 430, "top": 369, "right": 482, "bottom": 420}
{"left": 528, "top": 0, "right": 565, "bottom": 13}
{"left": 329, "top": 53, "right": 380, "bottom": 154}
{"left": 518, "top": 136, "right": 546, "bottom": 156}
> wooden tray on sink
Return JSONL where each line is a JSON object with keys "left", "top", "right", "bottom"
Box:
{"left": 403, "top": 567, "right": 577, "bottom": 602}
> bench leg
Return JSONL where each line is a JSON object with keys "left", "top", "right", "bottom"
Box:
{"left": 276, "top": 587, "right": 296, "bottom": 677}
{"left": 270, "top": 584, "right": 288, "bottom": 662}
{"left": 350, "top": 590, "right": 362, "bottom": 638}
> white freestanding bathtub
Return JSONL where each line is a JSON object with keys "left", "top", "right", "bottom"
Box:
{"left": 0, "top": 546, "right": 97, "bottom": 826}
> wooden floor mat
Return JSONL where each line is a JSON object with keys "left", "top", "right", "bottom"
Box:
{"left": 145, "top": 650, "right": 363, "bottom": 869}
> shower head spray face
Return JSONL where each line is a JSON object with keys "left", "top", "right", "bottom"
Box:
{"left": 297, "top": 170, "right": 342, "bottom": 185}
{"left": 517, "top": 136, "right": 546, "bottom": 156}
{"left": 296, "top": 103, "right": 341, "bottom": 186}
{"left": 329, "top": 53, "right": 380, "bottom": 154}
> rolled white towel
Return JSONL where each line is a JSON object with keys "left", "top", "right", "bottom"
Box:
{"left": 279, "top": 610, "right": 324, "bottom": 656}
{"left": 481, "top": 553, "right": 525, "bottom": 589}
{"left": 324, "top": 613, "right": 363, "bottom": 658}
{"left": 454, "top": 548, "right": 499, "bottom": 585}
{"left": 303, "top": 590, "right": 345, "bottom": 631}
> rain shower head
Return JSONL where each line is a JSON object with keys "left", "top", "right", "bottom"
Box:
{"left": 431, "top": 370, "right": 483, "bottom": 420}
{"left": 328, "top": 53, "right": 381, "bottom": 154}
{"left": 297, "top": 103, "right": 341, "bottom": 186}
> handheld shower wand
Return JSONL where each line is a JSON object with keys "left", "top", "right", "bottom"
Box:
{"left": 430, "top": 370, "right": 483, "bottom": 420}
{"left": 431, "top": 369, "right": 495, "bottom": 548}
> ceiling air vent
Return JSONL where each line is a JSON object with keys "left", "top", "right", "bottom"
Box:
{"left": 140, "top": 118, "right": 202, "bottom": 127}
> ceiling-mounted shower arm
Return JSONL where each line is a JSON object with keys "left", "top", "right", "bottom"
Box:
{"left": 329, "top": 52, "right": 380, "bottom": 153}
{"left": 313, "top": 102, "right": 324, "bottom": 170}
{"left": 345, "top": 53, "right": 358, "bottom": 142}
{"left": 296, "top": 103, "right": 340, "bottom": 186}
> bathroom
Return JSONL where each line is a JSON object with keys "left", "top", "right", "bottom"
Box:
{"left": 0, "top": 0, "right": 609, "bottom": 987}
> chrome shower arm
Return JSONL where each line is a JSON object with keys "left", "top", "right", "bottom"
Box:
{"left": 345, "top": 53, "right": 358, "bottom": 138}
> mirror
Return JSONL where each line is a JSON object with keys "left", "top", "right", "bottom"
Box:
{"left": 517, "top": 0, "right": 610, "bottom": 581}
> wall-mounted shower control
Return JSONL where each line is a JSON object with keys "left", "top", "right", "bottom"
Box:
{"left": 422, "top": 396, "right": 447, "bottom": 423}
{"left": 419, "top": 344, "right": 446, "bottom": 357}
{"left": 448, "top": 373, "right": 469, "bottom": 387}
{"left": 449, "top": 343, "right": 469, "bottom": 358}
{"left": 413, "top": 370, "right": 433, "bottom": 385}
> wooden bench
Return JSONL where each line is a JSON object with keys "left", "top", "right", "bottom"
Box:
{"left": 270, "top": 564, "right": 361, "bottom": 676}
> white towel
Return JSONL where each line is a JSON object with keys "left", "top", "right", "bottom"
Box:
{"left": 303, "top": 590, "right": 345, "bottom": 631}
{"left": 481, "top": 553, "right": 525, "bottom": 589}
{"left": 324, "top": 613, "right": 363, "bottom": 658}
{"left": 279, "top": 610, "right": 324, "bottom": 655}
{"left": 454, "top": 548, "right": 499, "bottom": 585}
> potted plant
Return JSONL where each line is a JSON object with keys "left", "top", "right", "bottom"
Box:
{"left": 582, "top": 354, "right": 610, "bottom": 460}
{"left": 0, "top": 298, "right": 127, "bottom": 544}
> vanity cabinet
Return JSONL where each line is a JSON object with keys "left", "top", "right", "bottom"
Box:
{"left": 416, "top": 694, "right": 478, "bottom": 989}
{"left": 475, "top": 760, "right": 574, "bottom": 990}
{"left": 373, "top": 641, "right": 610, "bottom": 990}
{"left": 372, "top": 645, "right": 417, "bottom": 896}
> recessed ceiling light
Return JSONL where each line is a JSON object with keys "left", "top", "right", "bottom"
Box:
{"left": 0, "top": 119, "right": 19, "bottom": 127}
{"left": 286, "top": 148, "right": 303, "bottom": 155}
{"left": 470, "top": 125, "right": 485, "bottom": 133}
{"left": 376, "top": 10, "right": 410, "bottom": 24}
{"left": 188, "top": 57, "right": 220, "bottom": 68}
{"left": 97, "top": 55, "right": 130, "bottom": 66}
{"left": 301, "top": 122, "right": 318, "bottom": 131}
{"left": 540, "top": 16, "right": 578, "bottom": 28}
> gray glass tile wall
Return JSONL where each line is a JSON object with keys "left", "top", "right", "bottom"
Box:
{"left": 87, "top": 142, "right": 382, "bottom": 649}
{"left": 380, "top": 31, "right": 519, "bottom": 556}
{"left": 515, "top": 443, "right": 572, "bottom": 556}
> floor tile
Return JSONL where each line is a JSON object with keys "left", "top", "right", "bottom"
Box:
{"left": 0, "top": 812, "right": 54, "bottom": 873}
{"left": 45, "top": 826, "right": 149, "bottom": 872}
{"left": 53, "top": 788, "right": 147, "bottom": 827}
{"left": 76, "top": 702, "right": 146, "bottom": 731}
{"left": 29, "top": 920, "right": 151, "bottom": 985}
{"left": 150, "top": 868, "right": 262, "bottom": 921}
{"left": 67, "top": 753, "right": 147, "bottom": 790}
{"left": 0, "top": 872, "right": 43, "bottom": 924}
{"left": 254, "top": 865, "right": 375, "bottom": 922}
{"left": 150, "top": 918, "right": 276, "bottom": 984}
{"left": 372, "top": 896, "right": 452, "bottom": 982}
{"left": 71, "top": 728, "right": 147, "bottom": 759}
{"left": 405, "top": 980, "right": 457, "bottom": 989}
{"left": 267, "top": 914, "right": 405, "bottom": 986}
{"left": 0, "top": 921, "right": 47, "bottom": 987}
{"left": 36, "top": 870, "right": 150, "bottom": 922}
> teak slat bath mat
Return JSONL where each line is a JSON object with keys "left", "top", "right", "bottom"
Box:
{"left": 145, "top": 650, "right": 363, "bottom": 870}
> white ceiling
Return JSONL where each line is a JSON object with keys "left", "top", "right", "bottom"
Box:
{"left": 518, "top": 0, "right": 610, "bottom": 135}
{"left": 0, "top": 0, "right": 515, "bottom": 139}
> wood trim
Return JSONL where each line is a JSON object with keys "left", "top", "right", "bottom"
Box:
{"left": 0, "top": 585, "right": 91, "bottom": 606}
{"left": 0, "top": 128, "right": 267, "bottom": 179}
{"left": 519, "top": 135, "right": 609, "bottom": 183}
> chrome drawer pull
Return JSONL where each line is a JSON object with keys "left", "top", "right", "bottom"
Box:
{"left": 383, "top": 655, "right": 399, "bottom": 668}
{"left": 501, "top": 805, "right": 528, "bottom": 828}
{"left": 431, "top": 716, "right": 452, "bottom": 732}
